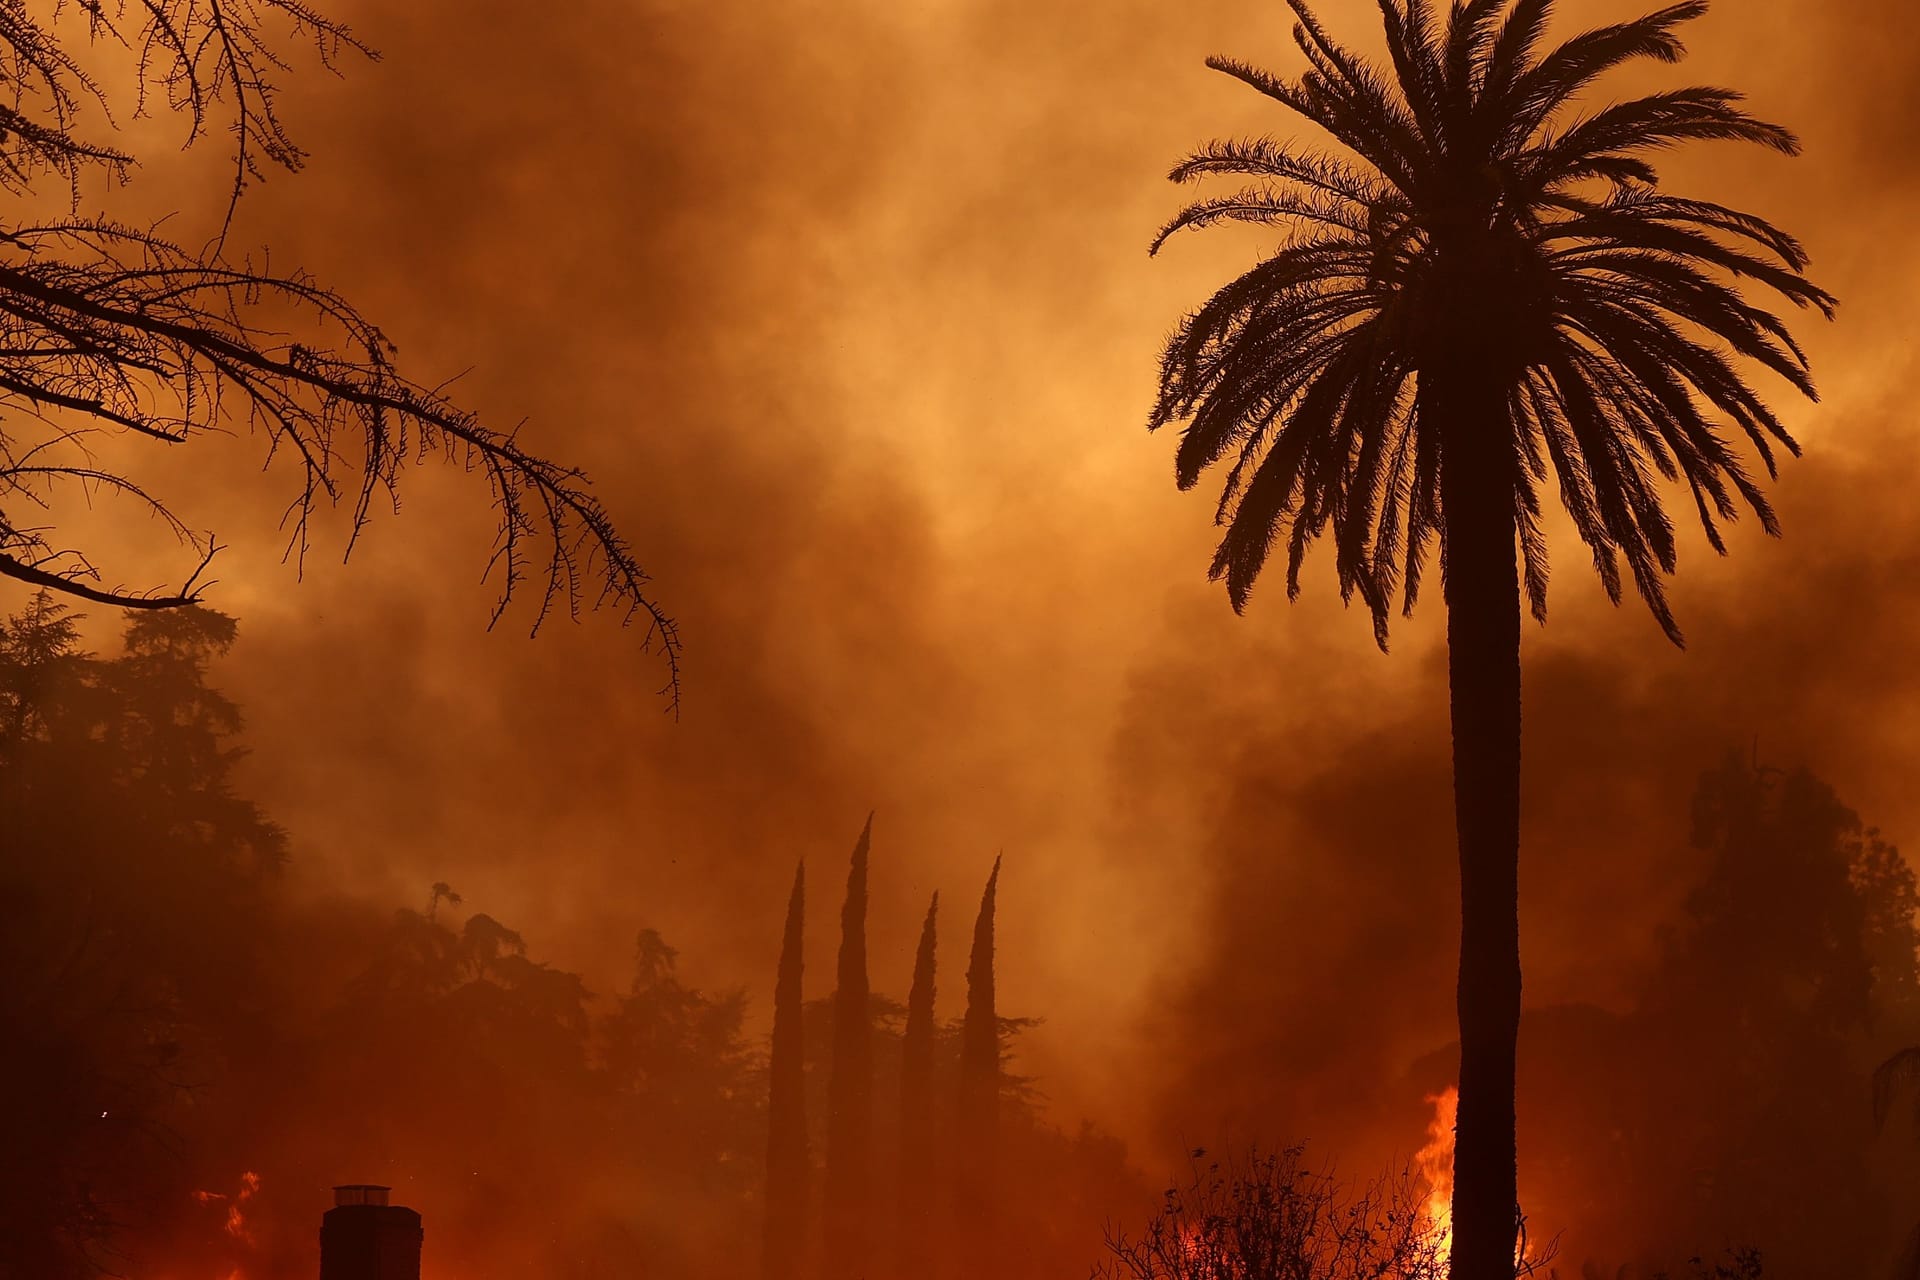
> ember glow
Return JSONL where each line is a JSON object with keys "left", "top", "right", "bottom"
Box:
{"left": 191, "top": 1172, "right": 261, "bottom": 1246}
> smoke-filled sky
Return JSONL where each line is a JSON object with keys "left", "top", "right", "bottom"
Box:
{"left": 36, "top": 0, "right": 1920, "bottom": 1183}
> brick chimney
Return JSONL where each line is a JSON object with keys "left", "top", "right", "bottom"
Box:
{"left": 319, "top": 1185, "right": 422, "bottom": 1280}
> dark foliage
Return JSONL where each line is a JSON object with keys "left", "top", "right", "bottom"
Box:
{"left": 0, "top": 594, "right": 735, "bottom": 1277}
{"left": 822, "top": 816, "right": 874, "bottom": 1278}
{"left": 1650, "top": 1248, "right": 1766, "bottom": 1280}
{"left": 1441, "top": 755, "right": 1920, "bottom": 1276}
{"left": 961, "top": 858, "right": 1000, "bottom": 1113}
{"left": 896, "top": 892, "right": 939, "bottom": 1275}
{"left": 955, "top": 856, "right": 1002, "bottom": 1265}
{"left": 764, "top": 862, "right": 809, "bottom": 1280}
{"left": 0, "top": 600, "right": 1147, "bottom": 1278}
{"left": 0, "top": 593, "right": 282, "bottom": 1278}
{"left": 796, "top": 984, "right": 1137, "bottom": 1280}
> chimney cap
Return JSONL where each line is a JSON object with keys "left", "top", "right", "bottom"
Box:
{"left": 332, "top": 1185, "right": 392, "bottom": 1207}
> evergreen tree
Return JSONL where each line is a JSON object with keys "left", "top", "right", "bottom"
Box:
{"left": 897, "top": 892, "right": 940, "bottom": 1272}
{"left": 764, "top": 862, "right": 810, "bottom": 1280}
{"left": 0, "top": 599, "right": 282, "bottom": 1276}
{"left": 0, "top": 590, "right": 87, "bottom": 747}
{"left": 822, "top": 816, "right": 873, "bottom": 1279}
{"left": 956, "top": 857, "right": 1001, "bottom": 1256}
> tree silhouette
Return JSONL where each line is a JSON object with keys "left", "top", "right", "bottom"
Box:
{"left": 0, "top": 3, "right": 676, "bottom": 696}
{"left": 764, "top": 862, "right": 810, "bottom": 1280}
{"left": 956, "top": 857, "right": 1001, "bottom": 1263}
{"left": 1146, "top": 3, "right": 1829, "bottom": 1274}
{"left": 822, "top": 816, "right": 873, "bottom": 1279}
{"left": 0, "top": 588, "right": 88, "bottom": 743}
{"left": 0, "top": 594, "right": 284, "bottom": 1275}
{"left": 0, "top": 595, "right": 1145, "bottom": 1277}
{"left": 1526, "top": 755, "right": 1913, "bottom": 1272}
{"left": 897, "top": 891, "right": 939, "bottom": 1276}
{"left": 1097, "top": 1145, "right": 1449, "bottom": 1280}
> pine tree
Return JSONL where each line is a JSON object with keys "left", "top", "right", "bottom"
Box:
{"left": 763, "top": 861, "right": 809, "bottom": 1280}
{"left": 0, "top": 590, "right": 86, "bottom": 747}
{"left": 897, "top": 892, "right": 939, "bottom": 1271}
{"left": 955, "top": 857, "right": 1001, "bottom": 1257}
{"left": 822, "top": 815, "right": 873, "bottom": 1279}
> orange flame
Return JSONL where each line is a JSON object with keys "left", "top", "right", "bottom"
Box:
{"left": 1414, "top": 1087, "right": 1458, "bottom": 1253}
{"left": 191, "top": 1170, "right": 262, "bottom": 1252}
{"left": 1414, "top": 1092, "right": 1541, "bottom": 1273}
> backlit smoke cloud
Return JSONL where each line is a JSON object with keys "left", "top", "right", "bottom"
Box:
{"left": 27, "top": 0, "right": 1920, "bottom": 1271}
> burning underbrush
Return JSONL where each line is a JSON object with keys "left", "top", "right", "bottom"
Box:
{"left": 1096, "top": 1144, "right": 1446, "bottom": 1280}
{"left": 1094, "top": 1091, "right": 1566, "bottom": 1280}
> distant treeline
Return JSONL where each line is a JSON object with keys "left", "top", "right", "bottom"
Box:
{"left": 0, "top": 595, "right": 1143, "bottom": 1280}
{"left": 1424, "top": 754, "right": 1920, "bottom": 1277}
{"left": 8, "top": 592, "right": 1918, "bottom": 1280}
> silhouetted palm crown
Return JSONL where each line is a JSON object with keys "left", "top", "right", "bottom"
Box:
{"left": 1150, "top": 0, "right": 1832, "bottom": 643}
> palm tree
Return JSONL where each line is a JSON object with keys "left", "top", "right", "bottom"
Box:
{"left": 1146, "top": 3, "right": 1831, "bottom": 1276}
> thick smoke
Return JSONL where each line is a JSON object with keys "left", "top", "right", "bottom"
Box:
{"left": 21, "top": 0, "right": 1920, "bottom": 1273}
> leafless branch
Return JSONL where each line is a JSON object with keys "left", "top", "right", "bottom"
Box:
{"left": 0, "top": 3, "right": 680, "bottom": 705}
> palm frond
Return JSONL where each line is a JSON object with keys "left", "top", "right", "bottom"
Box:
{"left": 1504, "top": 2, "right": 1708, "bottom": 142}
{"left": 1167, "top": 137, "right": 1396, "bottom": 213}
{"left": 1150, "top": 185, "right": 1370, "bottom": 255}
{"left": 1445, "top": 0, "right": 1509, "bottom": 104}
{"left": 1204, "top": 56, "right": 1423, "bottom": 197}
{"left": 1152, "top": 0, "right": 1826, "bottom": 643}
{"left": 1481, "top": 0, "right": 1555, "bottom": 108}
{"left": 1528, "top": 89, "right": 1800, "bottom": 182}
{"left": 1375, "top": 0, "right": 1448, "bottom": 147}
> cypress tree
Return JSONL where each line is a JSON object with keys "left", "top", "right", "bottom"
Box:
{"left": 896, "top": 892, "right": 939, "bottom": 1271}
{"left": 763, "top": 861, "right": 808, "bottom": 1280}
{"left": 955, "top": 857, "right": 1001, "bottom": 1254}
{"left": 822, "top": 815, "right": 873, "bottom": 1279}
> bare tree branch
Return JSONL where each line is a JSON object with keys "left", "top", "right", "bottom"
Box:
{"left": 0, "top": 2, "right": 680, "bottom": 705}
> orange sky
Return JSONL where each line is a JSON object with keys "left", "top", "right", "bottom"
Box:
{"left": 25, "top": 0, "right": 1920, "bottom": 1174}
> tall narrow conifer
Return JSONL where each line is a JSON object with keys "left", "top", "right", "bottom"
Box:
{"left": 762, "top": 861, "right": 808, "bottom": 1280}
{"left": 822, "top": 815, "right": 873, "bottom": 1279}
{"left": 955, "top": 858, "right": 1001, "bottom": 1253}
{"left": 897, "top": 892, "right": 939, "bottom": 1270}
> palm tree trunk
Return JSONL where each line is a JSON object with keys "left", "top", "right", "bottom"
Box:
{"left": 1437, "top": 375, "right": 1522, "bottom": 1280}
